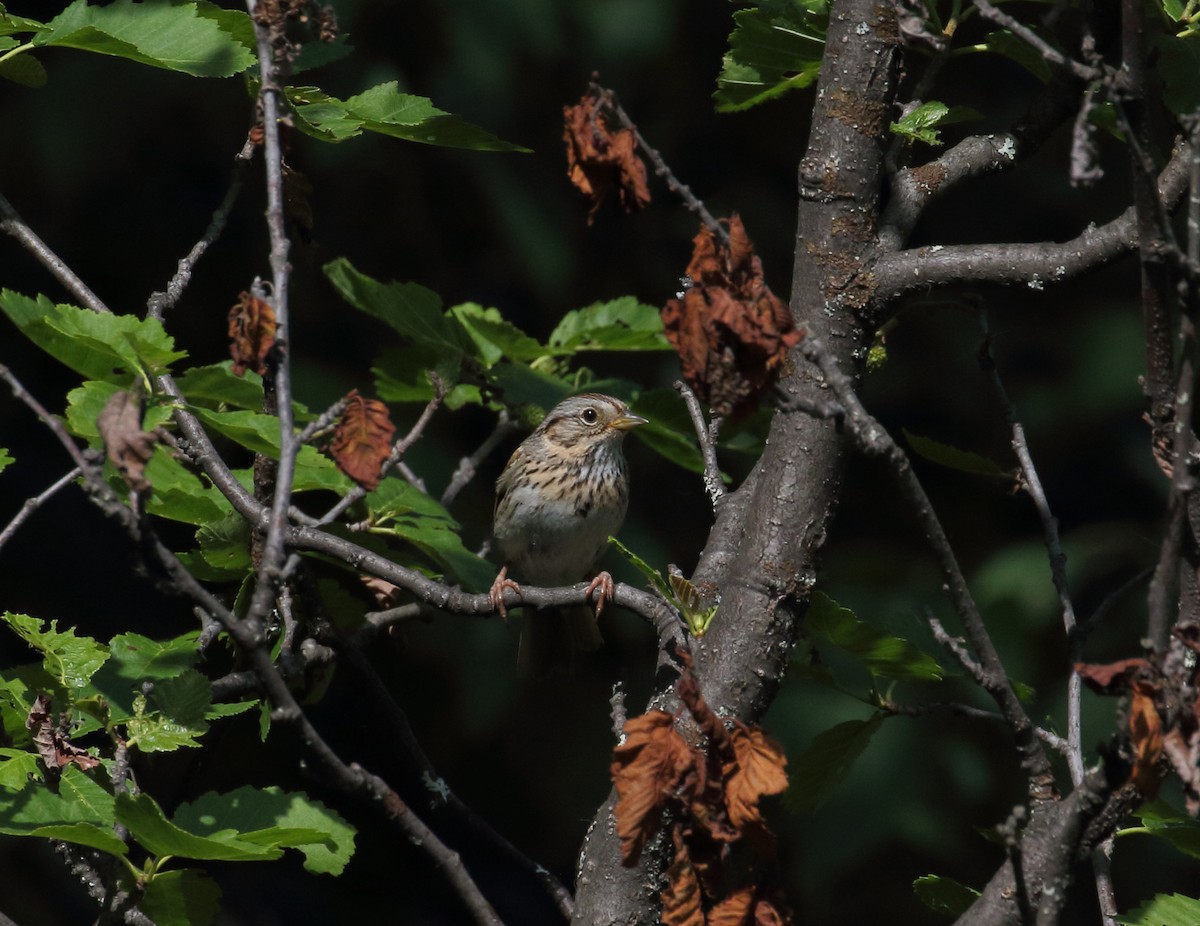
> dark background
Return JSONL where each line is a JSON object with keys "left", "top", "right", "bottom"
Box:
{"left": 0, "top": 1, "right": 1192, "bottom": 923}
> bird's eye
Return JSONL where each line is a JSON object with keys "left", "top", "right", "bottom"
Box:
{"left": 580, "top": 407, "right": 598, "bottom": 425}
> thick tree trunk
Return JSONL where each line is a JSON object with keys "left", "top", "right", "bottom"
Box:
{"left": 570, "top": 0, "right": 900, "bottom": 920}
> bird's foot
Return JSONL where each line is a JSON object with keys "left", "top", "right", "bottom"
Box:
{"left": 488, "top": 565, "right": 521, "bottom": 620}
{"left": 585, "top": 571, "right": 616, "bottom": 618}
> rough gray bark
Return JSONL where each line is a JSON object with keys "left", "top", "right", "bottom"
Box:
{"left": 570, "top": 0, "right": 901, "bottom": 920}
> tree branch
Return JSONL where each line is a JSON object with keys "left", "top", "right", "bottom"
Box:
{"left": 874, "top": 144, "right": 1190, "bottom": 300}
{"left": 0, "top": 466, "right": 80, "bottom": 552}
{"left": 801, "top": 335, "right": 1057, "bottom": 799}
{"left": 0, "top": 191, "right": 112, "bottom": 315}
{"left": 146, "top": 134, "right": 257, "bottom": 320}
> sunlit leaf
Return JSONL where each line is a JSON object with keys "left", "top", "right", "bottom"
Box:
{"left": 715, "top": 0, "right": 827, "bottom": 112}
{"left": 33, "top": 0, "right": 254, "bottom": 77}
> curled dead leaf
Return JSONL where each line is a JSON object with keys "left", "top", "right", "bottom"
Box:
{"left": 228, "top": 291, "right": 277, "bottom": 377}
{"left": 563, "top": 92, "right": 651, "bottom": 223}
{"left": 662, "top": 833, "right": 705, "bottom": 926}
{"left": 26, "top": 693, "right": 100, "bottom": 773}
{"left": 1129, "top": 681, "right": 1165, "bottom": 797}
{"left": 1075, "top": 658, "right": 1152, "bottom": 692}
{"left": 97, "top": 389, "right": 157, "bottom": 494}
{"left": 662, "top": 216, "right": 802, "bottom": 419}
{"left": 330, "top": 390, "right": 396, "bottom": 491}
{"left": 611, "top": 710, "right": 697, "bottom": 865}
{"left": 725, "top": 721, "right": 789, "bottom": 829}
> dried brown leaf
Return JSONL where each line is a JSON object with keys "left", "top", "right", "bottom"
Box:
{"left": 330, "top": 390, "right": 396, "bottom": 490}
{"left": 228, "top": 291, "right": 277, "bottom": 377}
{"left": 662, "top": 832, "right": 705, "bottom": 926}
{"left": 26, "top": 694, "right": 99, "bottom": 772}
{"left": 97, "top": 390, "right": 156, "bottom": 494}
{"left": 725, "top": 721, "right": 789, "bottom": 829}
{"left": 1075, "top": 658, "right": 1152, "bottom": 692}
{"left": 709, "top": 887, "right": 755, "bottom": 926}
{"left": 612, "top": 710, "right": 697, "bottom": 865}
{"left": 661, "top": 216, "right": 802, "bottom": 419}
{"left": 1129, "top": 682, "right": 1164, "bottom": 797}
{"left": 563, "top": 94, "right": 650, "bottom": 223}
{"left": 361, "top": 575, "right": 403, "bottom": 609}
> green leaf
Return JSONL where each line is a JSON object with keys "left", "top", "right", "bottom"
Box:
{"left": 714, "top": 0, "right": 828, "bottom": 112}
{"left": 1117, "top": 894, "right": 1200, "bottom": 926}
{"left": 195, "top": 512, "right": 252, "bottom": 576}
{"left": 1130, "top": 800, "right": 1200, "bottom": 859}
{"left": 787, "top": 714, "right": 884, "bottom": 811}
{"left": 173, "top": 785, "right": 356, "bottom": 875}
{"left": 1157, "top": 34, "right": 1200, "bottom": 116}
{"left": 2, "top": 612, "right": 109, "bottom": 689}
{"left": 117, "top": 791, "right": 281, "bottom": 861}
{"left": 0, "top": 675, "right": 36, "bottom": 748}
{"left": 0, "top": 748, "right": 42, "bottom": 790}
{"left": 108, "top": 631, "right": 201, "bottom": 680}
{"left": 805, "top": 592, "right": 944, "bottom": 681}
{"left": 0, "top": 764, "right": 114, "bottom": 833}
{"left": 324, "top": 258, "right": 467, "bottom": 360}
{"left": 141, "top": 868, "right": 222, "bottom": 926}
{"left": 903, "top": 429, "right": 1011, "bottom": 479}
{"left": 889, "top": 101, "right": 980, "bottom": 146}
{"left": 365, "top": 479, "right": 494, "bottom": 591}
{"left": 0, "top": 291, "right": 186, "bottom": 381}
{"left": 982, "top": 30, "right": 1052, "bottom": 82}
{"left": 547, "top": 298, "right": 672, "bottom": 353}
{"left": 449, "top": 303, "right": 547, "bottom": 366}
{"left": 487, "top": 363, "right": 572, "bottom": 417}
{"left": 0, "top": 7, "right": 46, "bottom": 35}
{"left": 126, "top": 670, "right": 213, "bottom": 753}
{"left": 65, "top": 380, "right": 174, "bottom": 441}
{"left": 289, "top": 82, "right": 529, "bottom": 151}
{"left": 0, "top": 446, "right": 12, "bottom": 472}
{"left": 608, "top": 537, "right": 673, "bottom": 601}
{"left": 914, "top": 874, "right": 980, "bottom": 917}
{"left": 174, "top": 361, "right": 270, "bottom": 410}
{"left": 88, "top": 630, "right": 202, "bottom": 723}
{"left": 141, "top": 450, "right": 231, "bottom": 526}
{"left": 627, "top": 388, "right": 708, "bottom": 474}
{"left": 0, "top": 48, "right": 46, "bottom": 87}
{"left": 30, "top": 821, "right": 129, "bottom": 855}
{"left": 35, "top": 0, "right": 254, "bottom": 77}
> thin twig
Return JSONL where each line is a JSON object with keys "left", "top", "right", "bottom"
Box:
{"left": 0, "top": 367, "right": 93, "bottom": 474}
{"left": 0, "top": 466, "right": 80, "bottom": 552}
{"left": 980, "top": 312, "right": 1084, "bottom": 787}
{"left": 296, "top": 396, "right": 352, "bottom": 445}
{"left": 244, "top": 0, "right": 300, "bottom": 633}
{"left": 317, "top": 379, "right": 445, "bottom": 526}
{"left": 973, "top": 0, "right": 1099, "bottom": 81}
{"left": 146, "top": 135, "right": 258, "bottom": 320}
{"left": 441, "top": 409, "right": 518, "bottom": 508}
{"left": 674, "top": 380, "right": 725, "bottom": 507}
{"left": 800, "top": 336, "right": 1057, "bottom": 800}
{"left": 589, "top": 79, "right": 729, "bottom": 247}
{"left": 0, "top": 190, "right": 111, "bottom": 314}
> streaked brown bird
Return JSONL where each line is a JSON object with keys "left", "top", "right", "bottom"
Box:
{"left": 489, "top": 393, "right": 647, "bottom": 672}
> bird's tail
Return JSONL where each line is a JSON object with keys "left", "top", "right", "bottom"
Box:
{"left": 518, "top": 605, "right": 603, "bottom": 675}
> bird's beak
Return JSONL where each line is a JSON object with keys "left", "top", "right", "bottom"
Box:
{"left": 610, "top": 412, "right": 649, "bottom": 431}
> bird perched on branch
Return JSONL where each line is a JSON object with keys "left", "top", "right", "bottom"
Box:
{"left": 489, "top": 393, "right": 647, "bottom": 673}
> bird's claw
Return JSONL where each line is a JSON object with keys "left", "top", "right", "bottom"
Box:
{"left": 488, "top": 565, "right": 521, "bottom": 621}
{"left": 585, "top": 571, "right": 616, "bottom": 618}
